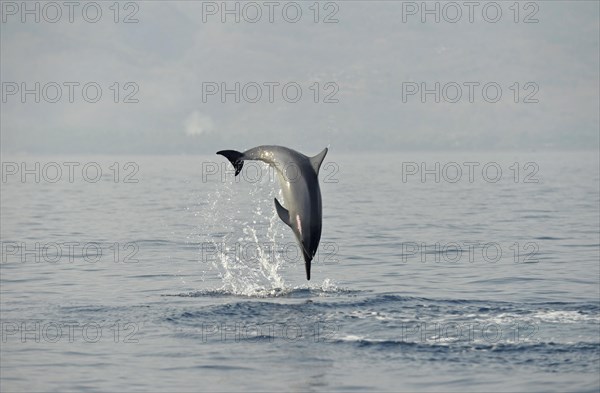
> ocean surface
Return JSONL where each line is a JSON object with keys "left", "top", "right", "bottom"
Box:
{"left": 1, "top": 150, "right": 599, "bottom": 392}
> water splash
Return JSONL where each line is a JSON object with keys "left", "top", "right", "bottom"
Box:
{"left": 164, "top": 278, "right": 356, "bottom": 298}
{"left": 190, "top": 165, "right": 293, "bottom": 296}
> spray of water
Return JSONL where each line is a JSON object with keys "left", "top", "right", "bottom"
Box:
{"left": 191, "top": 167, "right": 290, "bottom": 296}
{"left": 177, "top": 162, "right": 342, "bottom": 298}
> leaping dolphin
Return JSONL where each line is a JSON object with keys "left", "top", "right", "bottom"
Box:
{"left": 217, "top": 145, "right": 328, "bottom": 280}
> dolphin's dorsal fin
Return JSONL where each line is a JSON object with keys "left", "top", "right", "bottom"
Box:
{"left": 274, "top": 198, "right": 292, "bottom": 227}
{"left": 310, "top": 147, "right": 328, "bottom": 174}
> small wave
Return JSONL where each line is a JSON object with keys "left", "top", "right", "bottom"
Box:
{"left": 332, "top": 335, "right": 599, "bottom": 355}
{"left": 163, "top": 279, "right": 363, "bottom": 299}
{"left": 530, "top": 310, "right": 600, "bottom": 323}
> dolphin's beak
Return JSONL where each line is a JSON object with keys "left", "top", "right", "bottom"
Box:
{"left": 302, "top": 248, "right": 312, "bottom": 280}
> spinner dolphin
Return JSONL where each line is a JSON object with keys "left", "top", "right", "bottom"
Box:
{"left": 217, "top": 145, "right": 328, "bottom": 280}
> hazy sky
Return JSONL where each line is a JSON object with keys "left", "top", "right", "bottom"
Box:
{"left": 1, "top": 0, "right": 598, "bottom": 154}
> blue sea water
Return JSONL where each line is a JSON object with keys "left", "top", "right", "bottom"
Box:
{"left": 1, "top": 150, "right": 599, "bottom": 392}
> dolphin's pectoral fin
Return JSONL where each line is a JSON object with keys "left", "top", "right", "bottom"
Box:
{"left": 310, "top": 147, "right": 328, "bottom": 175}
{"left": 216, "top": 150, "right": 244, "bottom": 176}
{"left": 274, "top": 198, "right": 292, "bottom": 227}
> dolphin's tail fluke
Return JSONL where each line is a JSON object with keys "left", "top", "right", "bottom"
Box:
{"left": 216, "top": 150, "right": 244, "bottom": 176}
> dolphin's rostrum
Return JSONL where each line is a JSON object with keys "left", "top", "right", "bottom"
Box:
{"left": 217, "top": 145, "right": 328, "bottom": 280}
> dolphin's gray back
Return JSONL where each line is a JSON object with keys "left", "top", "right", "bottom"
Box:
{"left": 242, "top": 145, "right": 310, "bottom": 178}
{"left": 243, "top": 145, "right": 317, "bottom": 209}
